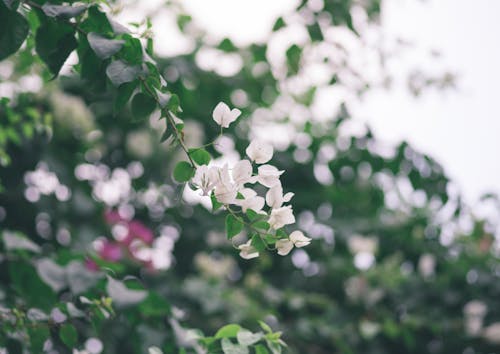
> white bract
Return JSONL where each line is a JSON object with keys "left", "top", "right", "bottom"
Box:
{"left": 269, "top": 206, "right": 295, "bottom": 229}
{"left": 276, "top": 239, "right": 293, "bottom": 256}
{"left": 246, "top": 139, "right": 273, "bottom": 164}
{"left": 257, "top": 165, "right": 283, "bottom": 188}
{"left": 187, "top": 126, "right": 310, "bottom": 259}
{"left": 290, "top": 230, "right": 311, "bottom": 247}
{"left": 238, "top": 240, "right": 259, "bottom": 259}
{"left": 212, "top": 102, "right": 241, "bottom": 128}
{"left": 266, "top": 184, "right": 294, "bottom": 208}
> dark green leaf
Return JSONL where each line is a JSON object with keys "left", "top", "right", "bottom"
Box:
{"left": 42, "top": 4, "right": 87, "bottom": 19}
{"left": 139, "top": 292, "right": 171, "bottom": 317}
{"left": 2, "top": 0, "right": 19, "bottom": 10}
{"left": 131, "top": 92, "right": 156, "bottom": 121}
{"left": 87, "top": 32, "right": 124, "bottom": 59}
{"left": 80, "top": 6, "right": 113, "bottom": 34}
{"left": 35, "top": 20, "right": 77, "bottom": 76}
{"left": 29, "top": 327, "right": 50, "bottom": 352}
{"left": 59, "top": 324, "right": 78, "bottom": 348}
{"left": 114, "top": 80, "right": 137, "bottom": 113}
{"left": 226, "top": 214, "right": 244, "bottom": 239}
{"left": 211, "top": 192, "right": 222, "bottom": 211}
{"left": 118, "top": 34, "right": 143, "bottom": 64}
{"left": 251, "top": 234, "right": 266, "bottom": 252}
{"left": 189, "top": 148, "right": 211, "bottom": 166}
{"left": 272, "top": 17, "right": 286, "bottom": 31}
{"left": 285, "top": 44, "right": 302, "bottom": 75}
{"left": 173, "top": 161, "right": 194, "bottom": 183}
{"left": 253, "top": 221, "right": 270, "bottom": 231}
{"left": 106, "top": 60, "right": 142, "bottom": 86}
{"left": 0, "top": 3, "right": 29, "bottom": 61}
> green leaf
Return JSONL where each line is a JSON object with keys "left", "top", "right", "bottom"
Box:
{"left": 221, "top": 338, "right": 249, "bottom": 354}
{"left": 211, "top": 192, "right": 222, "bottom": 211}
{"left": 251, "top": 235, "right": 266, "bottom": 252}
{"left": 226, "top": 214, "right": 244, "bottom": 239}
{"left": 88, "top": 32, "right": 124, "bottom": 59}
{"left": 189, "top": 148, "right": 211, "bottom": 166}
{"left": 173, "top": 161, "right": 195, "bottom": 183}
{"left": 139, "top": 292, "right": 171, "bottom": 317}
{"left": 215, "top": 324, "right": 241, "bottom": 339}
{"left": 106, "top": 60, "right": 142, "bottom": 86}
{"left": 80, "top": 6, "right": 113, "bottom": 34}
{"left": 246, "top": 209, "right": 260, "bottom": 222}
{"left": 119, "top": 34, "right": 143, "bottom": 64}
{"left": 0, "top": 3, "right": 29, "bottom": 61}
{"left": 254, "top": 345, "right": 270, "bottom": 354}
{"left": 253, "top": 221, "right": 270, "bottom": 231}
{"left": 35, "top": 20, "right": 77, "bottom": 76}
{"left": 258, "top": 321, "right": 272, "bottom": 334}
{"left": 106, "top": 276, "right": 147, "bottom": 307}
{"left": 42, "top": 4, "right": 87, "bottom": 19}
{"left": 59, "top": 324, "right": 78, "bottom": 348}
{"left": 9, "top": 261, "right": 56, "bottom": 310}
{"left": 272, "top": 17, "right": 286, "bottom": 31}
{"left": 29, "top": 327, "right": 50, "bottom": 352}
{"left": 114, "top": 80, "right": 138, "bottom": 113}
{"left": 285, "top": 44, "right": 302, "bottom": 75}
{"left": 218, "top": 38, "right": 237, "bottom": 52}
{"left": 131, "top": 92, "right": 156, "bottom": 121}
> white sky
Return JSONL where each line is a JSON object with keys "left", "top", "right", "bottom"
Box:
{"left": 119, "top": 0, "right": 500, "bottom": 204}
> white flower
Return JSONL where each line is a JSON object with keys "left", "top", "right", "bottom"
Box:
{"left": 238, "top": 239, "right": 259, "bottom": 259}
{"left": 347, "top": 235, "right": 378, "bottom": 254}
{"left": 268, "top": 205, "right": 295, "bottom": 229}
{"left": 192, "top": 165, "right": 218, "bottom": 195}
{"left": 232, "top": 159, "right": 253, "bottom": 186}
{"left": 212, "top": 102, "right": 241, "bottom": 128}
{"left": 236, "top": 188, "right": 265, "bottom": 213}
{"left": 214, "top": 183, "right": 237, "bottom": 204}
{"left": 289, "top": 230, "right": 311, "bottom": 247}
{"left": 246, "top": 139, "right": 273, "bottom": 164}
{"left": 257, "top": 164, "right": 283, "bottom": 188}
{"left": 266, "top": 184, "right": 294, "bottom": 208}
{"left": 276, "top": 238, "right": 293, "bottom": 256}
{"left": 483, "top": 322, "right": 500, "bottom": 344}
{"left": 418, "top": 253, "right": 436, "bottom": 278}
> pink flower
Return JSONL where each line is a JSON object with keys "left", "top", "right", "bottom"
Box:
{"left": 99, "top": 241, "right": 122, "bottom": 261}
{"left": 104, "top": 209, "right": 123, "bottom": 224}
{"left": 126, "top": 220, "right": 154, "bottom": 245}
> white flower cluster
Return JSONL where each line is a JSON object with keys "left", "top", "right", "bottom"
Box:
{"left": 189, "top": 102, "right": 311, "bottom": 259}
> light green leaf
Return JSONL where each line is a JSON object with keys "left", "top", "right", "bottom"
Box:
{"left": 215, "top": 324, "right": 241, "bottom": 339}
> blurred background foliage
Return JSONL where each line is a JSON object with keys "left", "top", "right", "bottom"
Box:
{"left": 1, "top": 0, "right": 499, "bottom": 353}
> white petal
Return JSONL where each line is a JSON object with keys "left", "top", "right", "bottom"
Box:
{"left": 290, "top": 230, "right": 311, "bottom": 247}
{"left": 246, "top": 140, "right": 273, "bottom": 164}
{"left": 266, "top": 185, "right": 283, "bottom": 208}
{"left": 232, "top": 160, "right": 252, "bottom": 185}
{"left": 276, "top": 239, "right": 294, "bottom": 256}
{"left": 212, "top": 102, "right": 230, "bottom": 126}
{"left": 283, "top": 192, "right": 294, "bottom": 202}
